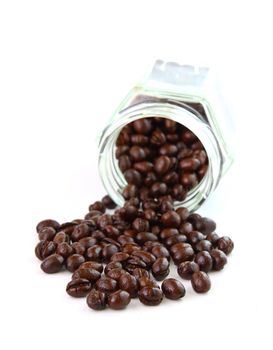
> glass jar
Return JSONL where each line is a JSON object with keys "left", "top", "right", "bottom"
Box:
{"left": 98, "top": 60, "right": 233, "bottom": 211}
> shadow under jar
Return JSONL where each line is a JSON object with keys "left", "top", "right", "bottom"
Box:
{"left": 98, "top": 61, "right": 233, "bottom": 211}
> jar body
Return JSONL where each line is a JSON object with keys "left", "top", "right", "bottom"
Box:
{"left": 98, "top": 60, "right": 233, "bottom": 211}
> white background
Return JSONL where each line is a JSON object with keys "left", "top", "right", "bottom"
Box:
{"left": 0, "top": 1, "right": 272, "bottom": 349}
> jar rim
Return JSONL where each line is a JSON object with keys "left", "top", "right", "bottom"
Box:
{"left": 98, "top": 101, "right": 222, "bottom": 211}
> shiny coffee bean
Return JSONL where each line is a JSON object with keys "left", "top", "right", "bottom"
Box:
{"left": 132, "top": 268, "right": 150, "bottom": 280}
{"left": 38, "top": 227, "right": 56, "bottom": 241}
{"left": 216, "top": 236, "right": 234, "bottom": 255}
{"left": 53, "top": 231, "right": 69, "bottom": 245}
{"left": 132, "top": 118, "right": 152, "bottom": 134}
{"left": 177, "top": 261, "right": 200, "bottom": 280}
{"left": 138, "top": 277, "right": 159, "bottom": 289}
{"left": 35, "top": 240, "right": 56, "bottom": 260}
{"left": 66, "top": 278, "right": 92, "bottom": 298}
{"left": 108, "top": 290, "right": 131, "bottom": 310}
{"left": 195, "top": 251, "right": 213, "bottom": 272}
{"left": 195, "top": 239, "right": 212, "bottom": 252}
{"left": 95, "top": 276, "right": 118, "bottom": 294}
{"left": 41, "top": 254, "right": 64, "bottom": 274}
{"left": 151, "top": 257, "right": 170, "bottom": 281}
{"left": 56, "top": 242, "right": 74, "bottom": 258}
{"left": 200, "top": 217, "right": 216, "bottom": 235}
{"left": 161, "top": 278, "right": 186, "bottom": 300}
{"left": 161, "top": 211, "right": 181, "bottom": 228}
{"left": 154, "top": 156, "right": 171, "bottom": 175}
{"left": 191, "top": 271, "right": 211, "bottom": 293}
{"left": 86, "top": 245, "right": 102, "bottom": 262}
{"left": 36, "top": 219, "right": 60, "bottom": 233}
{"left": 66, "top": 254, "right": 85, "bottom": 272}
{"left": 72, "top": 268, "right": 101, "bottom": 284}
{"left": 210, "top": 249, "right": 228, "bottom": 270}
{"left": 86, "top": 289, "right": 107, "bottom": 310}
{"left": 101, "top": 195, "right": 116, "bottom": 209}
{"left": 119, "top": 274, "right": 138, "bottom": 297}
{"left": 138, "top": 287, "right": 163, "bottom": 306}
{"left": 79, "top": 261, "right": 103, "bottom": 273}
{"left": 71, "top": 242, "right": 86, "bottom": 256}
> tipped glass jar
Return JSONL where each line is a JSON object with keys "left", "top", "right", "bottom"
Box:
{"left": 98, "top": 60, "right": 233, "bottom": 211}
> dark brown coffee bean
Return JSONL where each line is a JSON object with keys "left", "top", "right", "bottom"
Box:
{"left": 164, "top": 119, "right": 177, "bottom": 131}
{"left": 160, "top": 228, "right": 179, "bottom": 240}
{"left": 116, "top": 145, "right": 129, "bottom": 158}
{"left": 191, "top": 271, "right": 211, "bottom": 293}
{"left": 151, "top": 245, "right": 170, "bottom": 260}
{"left": 104, "top": 262, "right": 122, "bottom": 275}
{"left": 72, "top": 268, "right": 101, "bottom": 284}
{"left": 131, "top": 134, "right": 149, "bottom": 145}
{"left": 101, "top": 195, "right": 116, "bottom": 209}
{"left": 53, "top": 231, "right": 69, "bottom": 244}
{"left": 181, "top": 129, "right": 197, "bottom": 144}
{"left": 151, "top": 257, "right": 170, "bottom": 281}
{"left": 179, "top": 222, "right": 193, "bottom": 234}
{"left": 78, "top": 237, "right": 97, "bottom": 249}
{"left": 195, "top": 239, "right": 212, "bottom": 252}
{"left": 88, "top": 201, "right": 105, "bottom": 213}
{"left": 179, "top": 157, "right": 200, "bottom": 171}
{"left": 86, "top": 245, "right": 102, "bottom": 262}
{"left": 132, "top": 218, "right": 150, "bottom": 232}
{"left": 216, "top": 236, "right": 234, "bottom": 255}
{"left": 150, "top": 182, "right": 168, "bottom": 197}
{"left": 35, "top": 240, "right": 56, "bottom": 260}
{"left": 136, "top": 232, "right": 158, "bottom": 244}
{"left": 108, "top": 290, "right": 131, "bottom": 310}
{"left": 132, "top": 268, "right": 150, "bottom": 280}
{"left": 143, "top": 208, "right": 157, "bottom": 222}
{"left": 177, "top": 261, "right": 200, "bottom": 279}
{"left": 95, "top": 276, "right": 118, "bottom": 294}
{"left": 171, "top": 244, "right": 195, "bottom": 265}
{"left": 56, "top": 242, "right": 74, "bottom": 258}
{"left": 206, "top": 232, "right": 220, "bottom": 245}
{"left": 151, "top": 129, "right": 166, "bottom": 146}
{"left": 97, "top": 214, "right": 112, "bottom": 230}
{"left": 71, "top": 242, "right": 86, "bottom": 256}
{"left": 175, "top": 207, "right": 190, "bottom": 221}
{"left": 133, "top": 161, "right": 154, "bottom": 174}
{"left": 79, "top": 261, "right": 103, "bottom": 273}
{"left": 122, "top": 184, "right": 139, "bottom": 200}
{"left": 41, "top": 254, "right": 64, "bottom": 273}
{"left": 117, "top": 235, "right": 135, "bottom": 245}
{"left": 36, "top": 219, "right": 60, "bottom": 233}
{"left": 144, "top": 172, "right": 158, "bottom": 186}
{"left": 110, "top": 252, "right": 130, "bottom": 263}
{"left": 106, "top": 268, "right": 128, "bottom": 281}
{"left": 162, "top": 171, "right": 179, "bottom": 185}
{"left": 119, "top": 274, "right": 138, "bottom": 297}
{"left": 118, "top": 155, "right": 132, "bottom": 172}
{"left": 132, "top": 118, "right": 152, "bottom": 134}
{"left": 66, "top": 278, "right": 92, "bottom": 298}
{"left": 165, "top": 234, "right": 187, "bottom": 247}
{"left": 138, "top": 286, "right": 163, "bottom": 306}
{"left": 85, "top": 211, "right": 102, "bottom": 220}
{"left": 124, "top": 169, "right": 143, "bottom": 186}
{"left": 138, "top": 277, "right": 159, "bottom": 289}
{"left": 161, "top": 211, "right": 181, "bottom": 228}
{"left": 159, "top": 144, "right": 178, "bottom": 156}
{"left": 38, "top": 227, "right": 56, "bottom": 241}
{"left": 102, "top": 244, "right": 119, "bottom": 262}
{"left": 210, "top": 249, "right": 227, "bottom": 270}
{"left": 86, "top": 289, "right": 107, "bottom": 310}
{"left": 180, "top": 172, "right": 198, "bottom": 189}
{"left": 154, "top": 156, "right": 171, "bottom": 175}
{"left": 129, "top": 145, "right": 146, "bottom": 161}
{"left": 122, "top": 243, "right": 141, "bottom": 255}
{"left": 66, "top": 254, "right": 85, "bottom": 272}
{"left": 131, "top": 250, "right": 156, "bottom": 267}
{"left": 195, "top": 251, "right": 213, "bottom": 272}
{"left": 187, "top": 231, "right": 206, "bottom": 245}
{"left": 161, "top": 278, "right": 186, "bottom": 300}
{"left": 200, "top": 217, "right": 216, "bottom": 235}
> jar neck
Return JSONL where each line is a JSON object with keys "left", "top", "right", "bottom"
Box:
{"left": 98, "top": 101, "right": 223, "bottom": 211}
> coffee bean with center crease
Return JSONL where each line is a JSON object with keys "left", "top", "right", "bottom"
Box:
{"left": 95, "top": 276, "right": 118, "bottom": 294}
{"left": 152, "top": 257, "right": 170, "bottom": 281}
{"left": 38, "top": 227, "right": 56, "bottom": 241}
{"left": 66, "top": 254, "right": 85, "bottom": 272}
{"left": 216, "top": 236, "right": 234, "bottom": 255}
{"left": 72, "top": 268, "right": 101, "bottom": 284}
{"left": 161, "top": 211, "right": 181, "bottom": 228}
{"left": 161, "top": 278, "right": 186, "bottom": 300}
{"left": 56, "top": 242, "right": 74, "bottom": 258}
{"left": 79, "top": 261, "right": 103, "bottom": 273}
{"left": 86, "top": 289, "right": 107, "bottom": 310}
{"left": 195, "top": 251, "right": 213, "bottom": 272}
{"left": 35, "top": 240, "right": 56, "bottom": 260}
{"left": 177, "top": 261, "right": 200, "bottom": 279}
{"left": 66, "top": 278, "right": 92, "bottom": 298}
{"left": 154, "top": 156, "right": 171, "bottom": 175}
{"left": 191, "top": 271, "right": 211, "bottom": 293}
{"left": 210, "top": 249, "right": 227, "bottom": 270}
{"left": 132, "top": 118, "right": 152, "bottom": 134}
{"left": 36, "top": 219, "right": 60, "bottom": 233}
{"left": 106, "top": 268, "right": 128, "bottom": 281}
{"left": 41, "top": 254, "right": 64, "bottom": 273}
{"left": 138, "top": 287, "right": 163, "bottom": 306}
{"left": 124, "top": 169, "right": 143, "bottom": 186}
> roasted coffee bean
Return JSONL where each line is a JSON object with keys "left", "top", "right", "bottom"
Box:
{"left": 72, "top": 268, "right": 101, "bottom": 284}
{"left": 56, "top": 242, "right": 74, "bottom": 258}
{"left": 172, "top": 184, "right": 186, "bottom": 201}
{"left": 53, "top": 231, "right": 69, "bottom": 245}
{"left": 176, "top": 207, "right": 190, "bottom": 221}
{"left": 71, "top": 242, "right": 86, "bottom": 256}
{"left": 171, "top": 243, "right": 195, "bottom": 265}
{"left": 165, "top": 234, "right": 187, "bottom": 248}
{"left": 206, "top": 232, "right": 220, "bottom": 245}
{"left": 38, "top": 227, "right": 56, "bottom": 241}
{"left": 124, "top": 169, "right": 143, "bottom": 186}
{"left": 101, "top": 195, "right": 116, "bottom": 209}
{"left": 89, "top": 201, "right": 105, "bottom": 213}
{"left": 136, "top": 232, "right": 158, "bottom": 244}
{"left": 138, "top": 287, "right": 163, "bottom": 306}
{"left": 116, "top": 145, "right": 129, "bottom": 158}
{"left": 137, "top": 276, "right": 159, "bottom": 289}
{"left": 102, "top": 244, "right": 119, "bottom": 262}
{"left": 187, "top": 231, "right": 206, "bottom": 245}
{"left": 129, "top": 145, "right": 147, "bottom": 162}
{"left": 131, "top": 250, "right": 156, "bottom": 267}
{"left": 104, "top": 261, "right": 123, "bottom": 274}
{"left": 41, "top": 254, "right": 64, "bottom": 273}
{"left": 35, "top": 240, "right": 56, "bottom": 260}
{"left": 119, "top": 274, "right": 138, "bottom": 297}
{"left": 191, "top": 271, "right": 211, "bottom": 293}
{"left": 132, "top": 118, "right": 152, "bottom": 134}
{"left": 36, "top": 219, "right": 60, "bottom": 233}
{"left": 131, "top": 134, "right": 149, "bottom": 145}
{"left": 79, "top": 261, "right": 103, "bottom": 273}
{"left": 159, "top": 144, "right": 178, "bottom": 156}
{"left": 216, "top": 236, "right": 234, "bottom": 255}
{"left": 200, "top": 217, "right": 216, "bottom": 235}
{"left": 86, "top": 289, "right": 107, "bottom": 310}
{"left": 151, "top": 129, "right": 166, "bottom": 146}
{"left": 195, "top": 251, "right": 213, "bottom": 272}
{"left": 177, "top": 261, "right": 200, "bottom": 280}
{"left": 86, "top": 245, "right": 102, "bottom": 262}
{"left": 152, "top": 257, "right": 170, "bottom": 281}
{"left": 95, "top": 276, "right": 118, "bottom": 294}
{"left": 132, "top": 218, "right": 150, "bottom": 232}
{"left": 97, "top": 214, "right": 112, "bottom": 230}
{"left": 66, "top": 278, "right": 92, "bottom": 298}
{"left": 78, "top": 237, "right": 97, "bottom": 249}
{"left": 122, "top": 184, "right": 139, "bottom": 200}
{"left": 71, "top": 224, "right": 91, "bottom": 241}
{"left": 143, "top": 208, "right": 157, "bottom": 222}
{"left": 180, "top": 172, "right": 198, "bottom": 189}
{"left": 133, "top": 161, "right": 154, "bottom": 174}
{"left": 110, "top": 252, "right": 130, "bottom": 263}
{"left": 107, "top": 268, "right": 128, "bottom": 281}
{"left": 162, "top": 171, "right": 179, "bottom": 185}
{"left": 154, "top": 156, "right": 171, "bottom": 175}
{"left": 132, "top": 268, "right": 150, "bottom": 280}
{"left": 122, "top": 243, "right": 141, "bottom": 255}
{"left": 144, "top": 172, "right": 158, "bottom": 186}
{"left": 108, "top": 290, "right": 131, "bottom": 310}
{"left": 150, "top": 182, "right": 168, "bottom": 197}
{"left": 118, "top": 155, "right": 132, "bottom": 172}
{"left": 161, "top": 278, "right": 186, "bottom": 300}
{"left": 210, "top": 249, "right": 228, "bottom": 270}
{"left": 151, "top": 245, "right": 170, "bottom": 260}
{"left": 160, "top": 228, "right": 179, "bottom": 240}
{"left": 179, "top": 157, "right": 200, "bottom": 171}
{"left": 161, "top": 210, "right": 181, "bottom": 228}
{"left": 66, "top": 254, "right": 85, "bottom": 272}
{"left": 181, "top": 129, "right": 197, "bottom": 144}
{"left": 194, "top": 239, "right": 212, "bottom": 252}
{"left": 179, "top": 222, "right": 193, "bottom": 234}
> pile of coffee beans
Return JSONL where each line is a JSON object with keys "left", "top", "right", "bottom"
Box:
{"left": 116, "top": 117, "right": 208, "bottom": 202}
{"left": 35, "top": 117, "right": 234, "bottom": 311}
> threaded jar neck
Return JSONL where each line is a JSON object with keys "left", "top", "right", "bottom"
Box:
{"left": 98, "top": 101, "right": 222, "bottom": 211}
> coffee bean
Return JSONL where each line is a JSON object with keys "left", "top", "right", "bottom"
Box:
{"left": 187, "top": 231, "right": 206, "bottom": 245}
{"left": 151, "top": 257, "right": 170, "bottom": 281}
{"left": 89, "top": 201, "right": 105, "bottom": 213}
{"left": 56, "top": 242, "right": 74, "bottom": 258}
{"left": 159, "top": 144, "right": 178, "bottom": 156}
{"left": 131, "top": 250, "right": 156, "bottom": 267}
{"left": 180, "top": 172, "right": 198, "bottom": 189}
{"left": 36, "top": 219, "right": 60, "bottom": 233}
{"left": 131, "top": 134, "right": 149, "bottom": 145}
{"left": 129, "top": 146, "right": 146, "bottom": 162}
{"left": 161, "top": 278, "right": 186, "bottom": 300}
{"left": 132, "top": 218, "right": 150, "bottom": 232}
{"left": 216, "top": 236, "right": 234, "bottom": 255}
{"left": 66, "top": 278, "right": 92, "bottom": 298}
{"left": 132, "top": 118, "right": 152, "bottom": 134}
{"left": 72, "top": 268, "right": 101, "bottom": 284}
{"left": 133, "top": 161, "right": 154, "bottom": 174}
{"left": 79, "top": 261, "right": 103, "bottom": 273}
{"left": 210, "top": 249, "right": 227, "bottom": 270}
{"left": 95, "top": 276, "right": 118, "bottom": 294}
{"left": 66, "top": 254, "right": 85, "bottom": 272}
{"left": 191, "top": 271, "right": 211, "bottom": 293}
{"left": 206, "top": 232, "right": 220, "bottom": 245}
{"left": 195, "top": 251, "right": 213, "bottom": 272}
{"left": 194, "top": 239, "right": 212, "bottom": 252}
{"left": 41, "top": 254, "right": 64, "bottom": 273}
{"left": 151, "top": 245, "right": 170, "bottom": 260}
{"left": 138, "top": 277, "right": 159, "bottom": 289}
{"left": 38, "top": 227, "right": 56, "bottom": 241}
{"left": 132, "top": 268, "right": 150, "bottom": 280}
{"left": 106, "top": 268, "right": 128, "bottom": 281}
{"left": 71, "top": 242, "right": 86, "bottom": 256}
{"left": 138, "top": 287, "right": 163, "bottom": 306}
{"left": 161, "top": 211, "right": 181, "bottom": 228}
{"left": 177, "top": 261, "right": 200, "bottom": 279}
{"left": 108, "top": 290, "right": 131, "bottom": 310}
{"left": 124, "top": 169, "right": 143, "bottom": 186}
{"left": 101, "top": 195, "right": 116, "bottom": 209}
{"left": 151, "top": 129, "right": 166, "bottom": 146}
{"left": 179, "top": 157, "right": 200, "bottom": 171}
{"left": 86, "top": 289, "right": 107, "bottom": 310}
{"left": 154, "top": 156, "right": 171, "bottom": 175}
{"left": 78, "top": 237, "right": 97, "bottom": 249}
{"left": 35, "top": 240, "right": 56, "bottom": 260}
{"left": 136, "top": 232, "right": 158, "bottom": 244}
{"left": 200, "top": 217, "right": 216, "bottom": 235}
{"left": 53, "top": 231, "right": 69, "bottom": 245}
{"left": 118, "top": 155, "right": 132, "bottom": 172}
{"left": 119, "top": 274, "right": 138, "bottom": 297}
{"left": 176, "top": 207, "right": 190, "bottom": 221}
